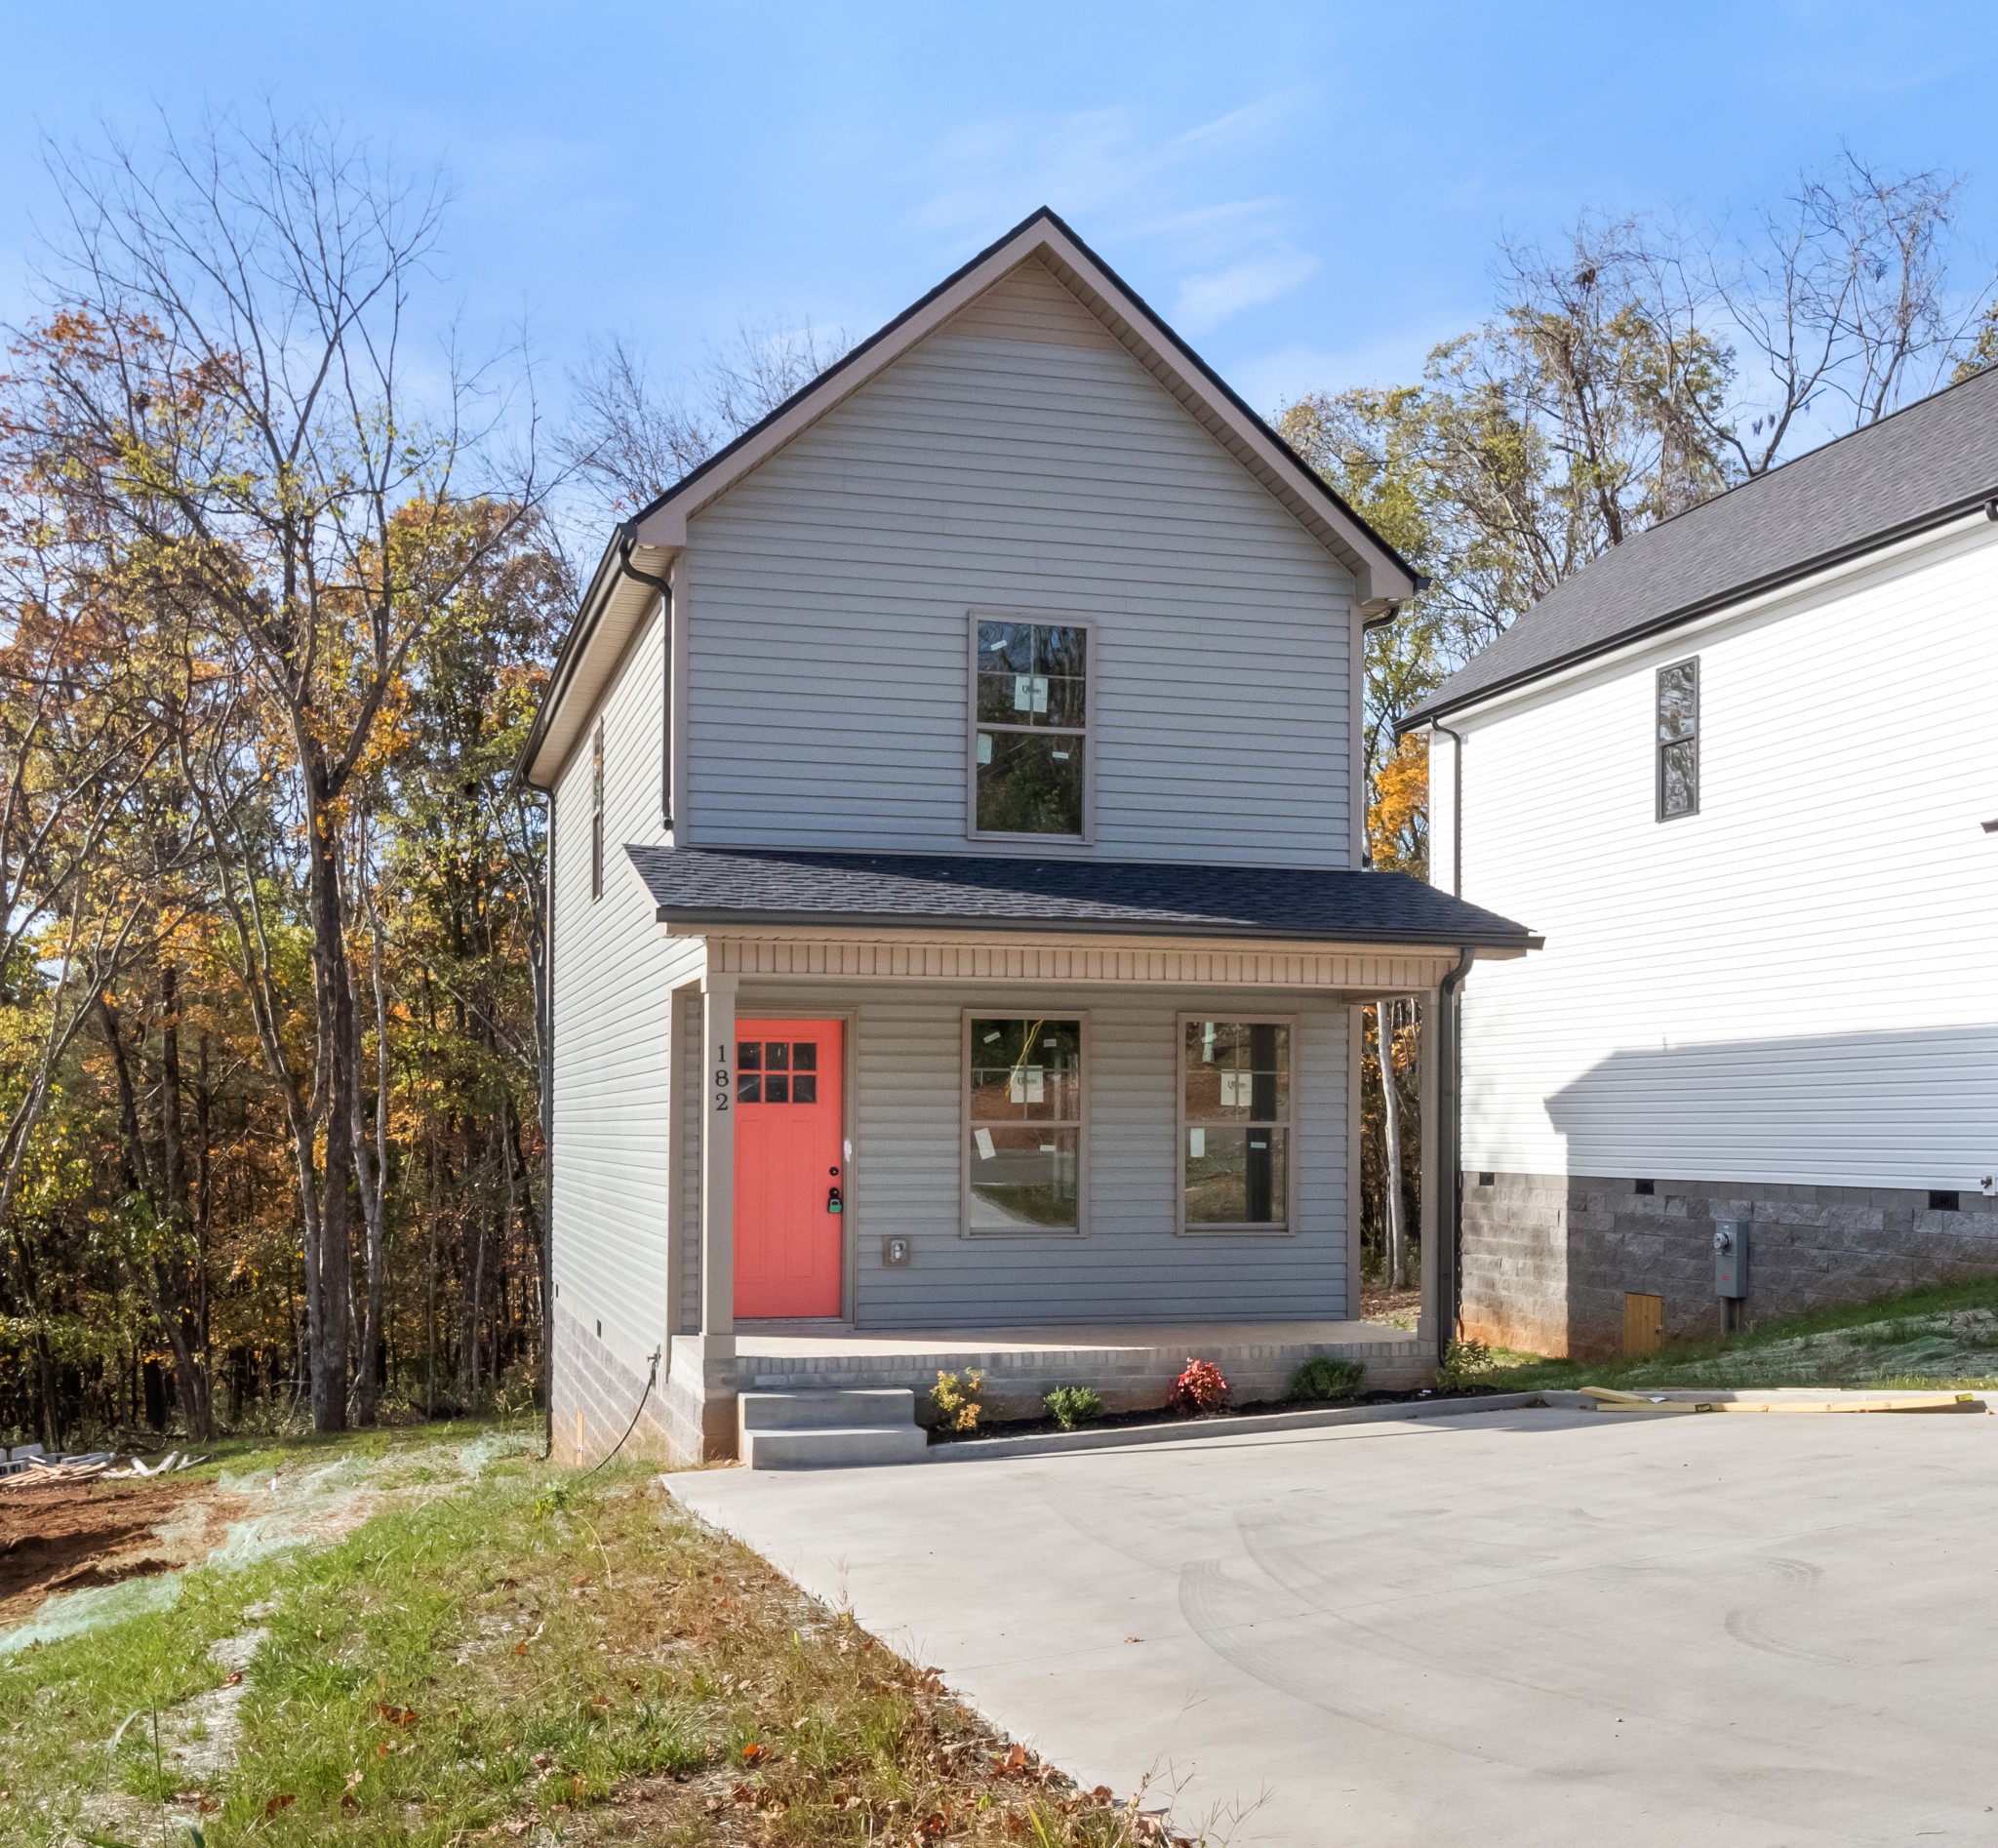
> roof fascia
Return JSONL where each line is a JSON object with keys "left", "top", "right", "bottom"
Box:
{"left": 652, "top": 903, "right": 1537, "bottom": 950}
{"left": 518, "top": 525, "right": 675, "bottom": 790}
{"left": 629, "top": 209, "right": 1419, "bottom": 606}
{"left": 1401, "top": 493, "right": 1998, "bottom": 737}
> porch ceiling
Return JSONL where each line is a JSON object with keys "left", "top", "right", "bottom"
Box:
{"left": 696, "top": 926, "right": 1467, "bottom": 993}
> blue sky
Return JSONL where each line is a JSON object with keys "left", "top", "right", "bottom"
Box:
{"left": 6, "top": 1, "right": 1996, "bottom": 424}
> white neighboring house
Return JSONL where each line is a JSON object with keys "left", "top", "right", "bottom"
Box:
{"left": 1404, "top": 366, "right": 1998, "bottom": 1361}
{"left": 519, "top": 210, "right": 1536, "bottom": 1465}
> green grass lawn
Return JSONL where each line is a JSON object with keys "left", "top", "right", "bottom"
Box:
{"left": 1469, "top": 1272, "right": 1998, "bottom": 1394}
{"left": 0, "top": 1423, "right": 1164, "bottom": 1846}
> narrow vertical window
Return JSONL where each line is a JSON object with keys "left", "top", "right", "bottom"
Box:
{"left": 590, "top": 718, "right": 605, "bottom": 901}
{"left": 971, "top": 617, "right": 1089, "bottom": 838}
{"left": 964, "top": 1017, "right": 1084, "bottom": 1233}
{"left": 1657, "top": 659, "right": 1698, "bottom": 821}
{"left": 1181, "top": 1019, "right": 1292, "bottom": 1231}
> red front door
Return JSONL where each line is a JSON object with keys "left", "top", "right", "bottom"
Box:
{"left": 734, "top": 1019, "right": 845, "bottom": 1318}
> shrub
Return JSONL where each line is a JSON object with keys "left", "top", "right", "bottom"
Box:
{"left": 1167, "top": 1357, "right": 1230, "bottom": 1416}
{"left": 1043, "top": 1385, "right": 1104, "bottom": 1431}
{"left": 928, "top": 1369, "right": 985, "bottom": 1432}
{"left": 1290, "top": 1356, "right": 1365, "bottom": 1402}
{"left": 1436, "top": 1339, "right": 1494, "bottom": 1390}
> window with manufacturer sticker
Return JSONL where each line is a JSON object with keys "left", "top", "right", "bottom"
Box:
{"left": 1182, "top": 1020, "right": 1291, "bottom": 1230}
{"left": 972, "top": 619, "right": 1087, "bottom": 836}
{"left": 966, "top": 1017, "right": 1082, "bottom": 1233}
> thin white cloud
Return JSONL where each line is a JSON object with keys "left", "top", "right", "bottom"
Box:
{"left": 904, "top": 93, "right": 1321, "bottom": 334}
{"left": 1174, "top": 250, "right": 1320, "bottom": 334}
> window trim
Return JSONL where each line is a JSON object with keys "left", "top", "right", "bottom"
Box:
{"left": 590, "top": 717, "right": 606, "bottom": 901}
{"left": 965, "top": 610, "right": 1098, "bottom": 846}
{"left": 1655, "top": 657, "right": 1699, "bottom": 824}
{"left": 959, "top": 1008, "right": 1090, "bottom": 1239}
{"left": 1175, "top": 1011, "right": 1299, "bottom": 1238}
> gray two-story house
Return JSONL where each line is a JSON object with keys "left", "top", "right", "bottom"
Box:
{"left": 521, "top": 209, "right": 1537, "bottom": 1465}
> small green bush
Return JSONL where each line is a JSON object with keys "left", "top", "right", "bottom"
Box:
{"left": 1290, "top": 1356, "right": 1365, "bottom": 1402}
{"left": 1042, "top": 1385, "right": 1104, "bottom": 1430}
{"left": 1436, "top": 1338, "right": 1494, "bottom": 1390}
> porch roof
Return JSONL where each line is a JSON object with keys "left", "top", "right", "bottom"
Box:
{"left": 625, "top": 844, "right": 1538, "bottom": 949}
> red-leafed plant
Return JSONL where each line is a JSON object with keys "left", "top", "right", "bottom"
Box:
{"left": 1168, "top": 1357, "right": 1230, "bottom": 1416}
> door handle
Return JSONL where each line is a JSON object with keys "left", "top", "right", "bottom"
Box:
{"left": 826, "top": 1186, "right": 843, "bottom": 1215}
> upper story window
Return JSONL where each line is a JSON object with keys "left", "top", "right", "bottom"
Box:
{"left": 971, "top": 617, "right": 1090, "bottom": 839}
{"left": 591, "top": 718, "right": 606, "bottom": 900}
{"left": 1656, "top": 659, "right": 1698, "bottom": 822}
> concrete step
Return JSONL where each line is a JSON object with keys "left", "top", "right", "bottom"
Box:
{"left": 739, "top": 1387, "right": 917, "bottom": 1431}
{"left": 740, "top": 1423, "right": 931, "bottom": 1469}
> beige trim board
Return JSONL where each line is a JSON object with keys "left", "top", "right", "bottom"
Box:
{"left": 681, "top": 926, "right": 1459, "bottom": 993}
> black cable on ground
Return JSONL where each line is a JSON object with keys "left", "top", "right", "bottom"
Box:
{"left": 583, "top": 1347, "right": 661, "bottom": 1476}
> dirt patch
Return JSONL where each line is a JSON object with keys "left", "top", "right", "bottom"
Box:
{"left": 0, "top": 1476, "right": 245, "bottom": 1620}
{"left": 1361, "top": 1283, "right": 1421, "bottom": 1327}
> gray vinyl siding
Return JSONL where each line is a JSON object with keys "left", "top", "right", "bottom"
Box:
{"left": 549, "top": 602, "right": 692, "bottom": 1370}
{"left": 682, "top": 310, "right": 1358, "bottom": 866}
{"left": 739, "top": 982, "right": 1353, "bottom": 1327}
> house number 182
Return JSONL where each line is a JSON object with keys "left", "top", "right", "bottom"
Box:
{"left": 713, "top": 1044, "right": 732, "bottom": 1112}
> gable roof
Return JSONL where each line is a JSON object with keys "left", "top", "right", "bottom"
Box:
{"left": 624, "top": 844, "right": 1539, "bottom": 949}
{"left": 1404, "top": 362, "right": 1998, "bottom": 730}
{"left": 522, "top": 208, "right": 1422, "bottom": 788}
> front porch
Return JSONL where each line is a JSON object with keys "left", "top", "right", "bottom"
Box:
{"left": 600, "top": 845, "right": 1540, "bottom": 1465}
{"left": 735, "top": 1317, "right": 1434, "bottom": 1420}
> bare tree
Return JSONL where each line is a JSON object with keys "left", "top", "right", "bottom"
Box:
{"left": 563, "top": 318, "right": 849, "bottom": 517}
{"left": 22, "top": 107, "right": 548, "bottom": 1430}
{"left": 1648, "top": 153, "right": 1988, "bottom": 476}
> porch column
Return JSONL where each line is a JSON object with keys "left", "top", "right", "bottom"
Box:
{"left": 699, "top": 971, "right": 737, "bottom": 1339}
{"left": 661, "top": 966, "right": 739, "bottom": 1463}
{"left": 1417, "top": 986, "right": 1441, "bottom": 1355}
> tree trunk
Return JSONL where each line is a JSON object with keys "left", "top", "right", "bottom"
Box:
{"left": 1378, "top": 1001, "right": 1408, "bottom": 1293}
{"left": 305, "top": 789, "right": 354, "bottom": 1431}
{"left": 158, "top": 966, "right": 213, "bottom": 1440}
{"left": 351, "top": 885, "right": 390, "bottom": 1425}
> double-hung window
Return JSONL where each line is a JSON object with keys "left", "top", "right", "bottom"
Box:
{"left": 964, "top": 1016, "right": 1084, "bottom": 1234}
{"left": 1656, "top": 659, "right": 1698, "bottom": 821}
{"left": 1180, "top": 1019, "right": 1293, "bottom": 1232}
{"left": 971, "top": 617, "right": 1089, "bottom": 838}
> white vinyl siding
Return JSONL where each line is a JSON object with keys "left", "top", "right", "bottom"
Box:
{"left": 549, "top": 601, "right": 693, "bottom": 1367}
{"left": 1451, "top": 520, "right": 1998, "bottom": 1191}
{"left": 681, "top": 293, "right": 1358, "bottom": 866}
{"left": 740, "top": 982, "right": 1353, "bottom": 1326}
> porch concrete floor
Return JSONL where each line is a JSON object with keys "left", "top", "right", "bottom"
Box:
{"left": 735, "top": 1317, "right": 1414, "bottom": 1357}
{"left": 670, "top": 1404, "right": 1998, "bottom": 1846}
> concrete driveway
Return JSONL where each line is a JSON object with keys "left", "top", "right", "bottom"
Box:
{"left": 669, "top": 1405, "right": 1998, "bottom": 1846}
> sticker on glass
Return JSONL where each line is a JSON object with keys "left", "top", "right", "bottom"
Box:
{"left": 975, "top": 1127, "right": 996, "bottom": 1160}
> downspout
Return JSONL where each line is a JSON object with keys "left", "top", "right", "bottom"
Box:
{"left": 613, "top": 524, "right": 676, "bottom": 830}
{"left": 538, "top": 784, "right": 556, "bottom": 1458}
{"left": 1437, "top": 945, "right": 1475, "bottom": 1364}
{"left": 1428, "top": 716, "right": 1465, "bottom": 898}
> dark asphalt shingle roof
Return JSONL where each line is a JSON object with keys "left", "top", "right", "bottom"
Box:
{"left": 1406, "top": 364, "right": 1998, "bottom": 726}
{"left": 624, "top": 845, "right": 1538, "bottom": 947}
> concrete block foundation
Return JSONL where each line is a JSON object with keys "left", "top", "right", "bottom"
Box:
{"left": 1462, "top": 1171, "right": 1998, "bottom": 1360}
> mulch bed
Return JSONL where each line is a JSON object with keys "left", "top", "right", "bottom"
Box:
{"left": 931, "top": 1382, "right": 1515, "bottom": 1448}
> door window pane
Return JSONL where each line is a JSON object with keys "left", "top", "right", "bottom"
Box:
{"left": 968, "top": 1018, "right": 1082, "bottom": 1232}
{"left": 1181, "top": 1020, "right": 1291, "bottom": 1229}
